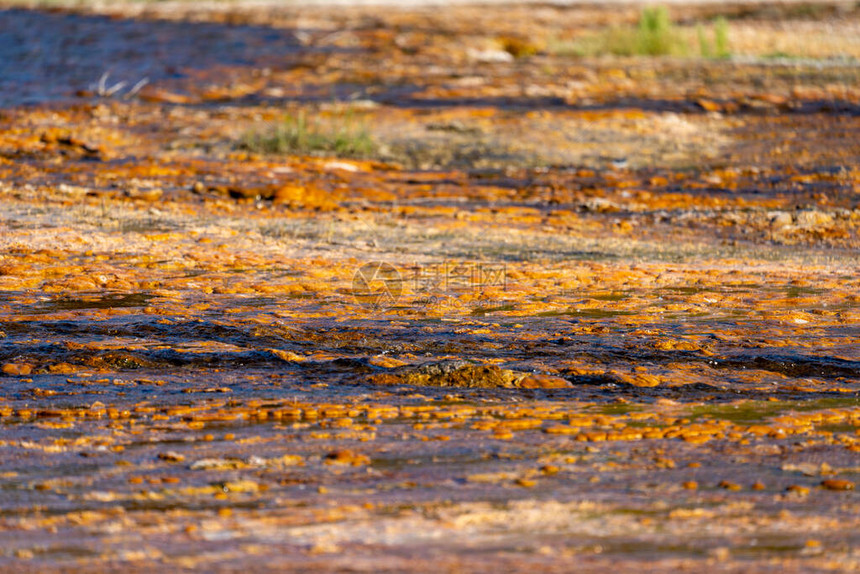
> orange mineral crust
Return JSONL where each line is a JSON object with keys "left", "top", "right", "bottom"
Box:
{"left": 0, "top": 1, "right": 858, "bottom": 571}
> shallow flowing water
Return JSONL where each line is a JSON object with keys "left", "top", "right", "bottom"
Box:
{"left": 0, "top": 2, "right": 858, "bottom": 572}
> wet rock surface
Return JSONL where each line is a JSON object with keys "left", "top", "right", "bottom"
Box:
{"left": 0, "top": 1, "right": 858, "bottom": 572}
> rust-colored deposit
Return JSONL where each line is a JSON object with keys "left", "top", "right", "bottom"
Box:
{"left": 0, "top": 1, "right": 858, "bottom": 572}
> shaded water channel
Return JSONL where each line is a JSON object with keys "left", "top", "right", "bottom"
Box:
{"left": 0, "top": 8, "right": 301, "bottom": 107}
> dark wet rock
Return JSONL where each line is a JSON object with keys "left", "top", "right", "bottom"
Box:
{"left": 409, "top": 359, "right": 472, "bottom": 377}
{"left": 88, "top": 351, "right": 159, "bottom": 370}
{"left": 366, "top": 359, "right": 571, "bottom": 389}
{"left": 329, "top": 357, "right": 376, "bottom": 374}
{"left": 712, "top": 354, "right": 860, "bottom": 379}
{"left": 562, "top": 373, "right": 622, "bottom": 386}
{"left": 367, "top": 360, "right": 516, "bottom": 388}
{"left": 227, "top": 184, "right": 277, "bottom": 201}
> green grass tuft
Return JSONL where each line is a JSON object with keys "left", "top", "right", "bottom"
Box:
{"left": 634, "top": 6, "right": 678, "bottom": 56}
{"left": 549, "top": 5, "right": 733, "bottom": 59}
{"left": 714, "top": 16, "right": 731, "bottom": 58}
{"left": 241, "top": 110, "right": 376, "bottom": 158}
{"left": 592, "top": 6, "right": 688, "bottom": 57}
{"left": 696, "top": 16, "right": 731, "bottom": 59}
{"left": 697, "top": 24, "right": 713, "bottom": 58}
